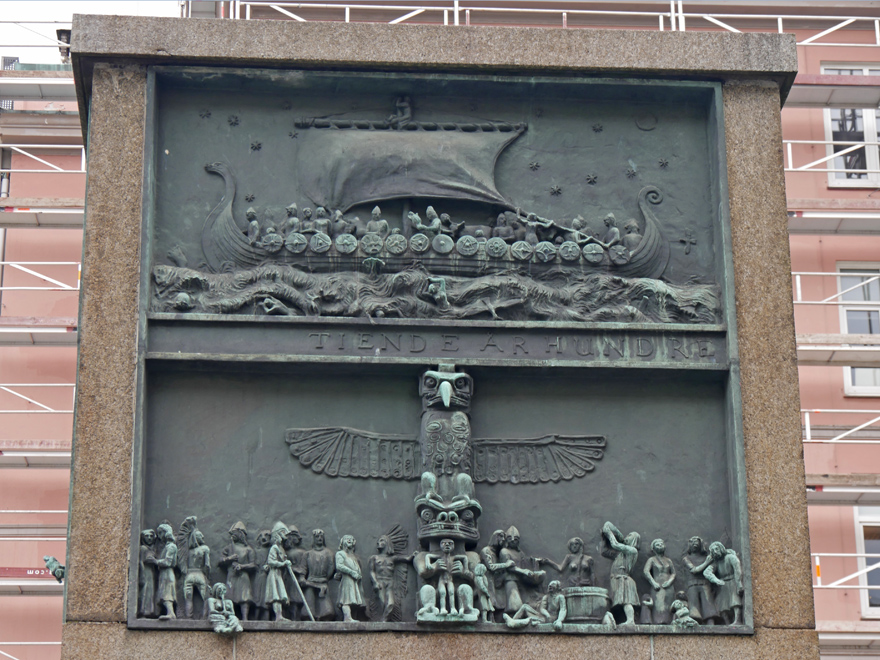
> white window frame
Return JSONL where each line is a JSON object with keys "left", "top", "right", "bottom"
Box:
{"left": 838, "top": 262, "right": 880, "bottom": 397}
{"left": 822, "top": 63, "right": 880, "bottom": 189}
{"left": 855, "top": 508, "right": 880, "bottom": 618}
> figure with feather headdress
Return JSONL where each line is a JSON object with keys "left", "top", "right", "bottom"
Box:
{"left": 176, "top": 516, "right": 211, "bottom": 619}
{"left": 368, "top": 524, "right": 411, "bottom": 622}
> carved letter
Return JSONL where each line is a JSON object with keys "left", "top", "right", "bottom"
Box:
{"left": 358, "top": 333, "right": 374, "bottom": 350}
{"left": 696, "top": 340, "right": 715, "bottom": 358}
{"left": 546, "top": 337, "right": 563, "bottom": 354}
{"left": 309, "top": 332, "right": 330, "bottom": 349}
{"left": 481, "top": 333, "right": 504, "bottom": 353}
{"left": 636, "top": 337, "right": 655, "bottom": 358}
{"left": 381, "top": 333, "right": 401, "bottom": 352}
{"left": 338, "top": 333, "right": 345, "bottom": 350}
{"left": 574, "top": 337, "right": 594, "bottom": 357}
{"left": 442, "top": 335, "right": 460, "bottom": 352}
{"left": 513, "top": 336, "right": 528, "bottom": 355}
{"left": 669, "top": 338, "right": 690, "bottom": 359}
{"left": 410, "top": 334, "right": 426, "bottom": 353}
{"left": 603, "top": 337, "right": 625, "bottom": 359}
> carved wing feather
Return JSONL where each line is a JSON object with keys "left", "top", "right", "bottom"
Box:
{"left": 285, "top": 427, "right": 421, "bottom": 480}
{"left": 471, "top": 435, "right": 606, "bottom": 484}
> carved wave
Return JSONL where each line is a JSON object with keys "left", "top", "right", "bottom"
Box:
{"left": 153, "top": 263, "right": 722, "bottom": 324}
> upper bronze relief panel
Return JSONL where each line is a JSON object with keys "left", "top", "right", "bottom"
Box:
{"left": 149, "top": 69, "right": 728, "bottom": 325}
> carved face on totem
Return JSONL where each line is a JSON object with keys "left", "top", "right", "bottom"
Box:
{"left": 416, "top": 501, "right": 481, "bottom": 548}
{"left": 420, "top": 369, "right": 473, "bottom": 412}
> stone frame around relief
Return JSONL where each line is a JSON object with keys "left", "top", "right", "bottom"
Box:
{"left": 127, "top": 65, "right": 751, "bottom": 635}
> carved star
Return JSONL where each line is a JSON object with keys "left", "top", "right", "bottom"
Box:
{"left": 281, "top": 100, "right": 292, "bottom": 110}
{"left": 251, "top": 141, "right": 262, "bottom": 152}
{"left": 659, "top": 158, "right": 669, "bottom": 169}
{"left": 592, "top": 123, "right": 603, "bottom": 133}
{"left": 228, "top": 115, "right": 240, "bottom": 127}
{"left": 625, "top": 168, "right": 637, "bottom": 179}
{"left": 288, "top": 131, "right": 299, "bottom": 139}
{"left": 550, "top": 185, "right": 563, "bottom": 196}
{"left": 199, "top": 109, "right": 211, "bottom": 119}
{"left": 245, "top": 194, "right": 255, "bottom": 202}
{"left": 585, "top": 174, "right": 598, "bottom": 185}
{"left": 529, "top": 162, "right": 541, "bottom": 171}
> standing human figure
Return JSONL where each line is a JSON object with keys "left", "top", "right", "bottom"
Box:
{"left": 138, "top": 529, "right": 158, "bottom": 618}
{"left": 335, "top": 535, "right": 366, "bottom": 622}
{"left": 643, "top": 538, "right": 676, "bottom": 624}
{"left": 368, "top": 528, "right": 411, "bottom": 622}
{"left": 219, "top": 521, "right": 256, "bottom": 621}
{"left": 480, "top": 529, "right": 513, "bottom": 621}
{"left": 303, "top": 529, "right": 336, "bottom": 620}
{"left": 602, "top": 521, "right": 640, "bottom": 626}
{"left": 155, "top": 524, "right": 178, "bottom": 620}
{"left": 682, "top": 536, "right": 719, "bottom": 624}
{"left": 251, "top": 530, "right": 272, "bottom": 621}
{"left": 282, "top": 524, "right": 307, "bottom": 620}
{"left": 704, "top": 542, "right": 744, "bottom": 625}
{"left": 182, "top": 529, "right": 211, "bottom": 619}
{"left": 265, "top": 522, "right": 291, "bottom": 622}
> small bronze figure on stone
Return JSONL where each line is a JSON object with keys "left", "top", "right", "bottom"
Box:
{"left": 219, "top": 521, "right": 256, "bottom": 621}
{"left": 251, "top": 529, "right": 272, "bottom": 621}
{"left": 704, "top": 541, "right": 744, "bottom": 625}
{"left": 138, "top": 529, "right": 158, "bottom": 618}
{"left": 602, "top": 521, "right": 640, "bottom": 626}
{"left": 155, "top": 523, "right": 178, "bottom": 620}
{"left": 43, "top": 555, "right": 65, "bottom": 583}
{"left": 503, "top": 579, "right": 567, "bottom": 630}
{"left": 335, "top": 534, "right": 366, "bottom": 622}
{"left": 480, "top": 529, "right": 513, "bottom": 621}
{"left": 366, "top": 206, "right": 390, "bottom": 238}
{"left": 368, "top": 525, "right": 410, "bottom": 622}
{"left": 543, "top": 537, "right": 594, "bottom": 588}
{"left": 283, "top": 524, "right": 308, "bottom": 621}
{"left": 671, "top": 598, "right": 699, "bottom": 628}
{"left": 499, "top": 526, "right": 546, "bottom": 615}
{"left": 473, "top": 563, "right": 495, "bottom": 623}
{"left": 425, "top": 538, "right": 468, "bottom": 616}
{"left": 303, "top": 528, "right": 337, "bottom": 620}
{"left": 177, "top": 518, "right": 211, "bottom": 619}
{"left": 643, "top": 538, "right": 675, "bottom": 624}
{"left": 265, "top": 522, "right": 292, "bottom": 622}
{"left": 682, "top": 536, "right": 719, "bottom": 624}
{"left": 207, "top": 582, "right": 243, "bottom": 635}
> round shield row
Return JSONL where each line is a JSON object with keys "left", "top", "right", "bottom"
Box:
{"left": 271, "top": 231, "right": 632, "bottom": 265}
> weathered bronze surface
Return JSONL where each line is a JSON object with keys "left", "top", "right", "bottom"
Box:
{"left": 132, "top": 66, "right": 748, "bottom": 634}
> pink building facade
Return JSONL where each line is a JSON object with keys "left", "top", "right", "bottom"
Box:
{"left": 1, "top": 2, "right": 878, "bottom": 657}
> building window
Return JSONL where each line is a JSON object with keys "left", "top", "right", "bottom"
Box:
{"left": 840, "top": 266, "right": 880, "bottom": 395}
{"left": 856, "top": 508, "right": 880, "bottom": 617}
{"left": 822, "top": 65, "right": 880, "bottom": 187}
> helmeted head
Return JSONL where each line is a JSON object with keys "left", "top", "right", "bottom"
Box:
{"left": 505, "top": 526, "right": 521, "bottom": 550}
{"left": 229, "top": 521, "right": 248, "bottom": 543}
{"left": 286, "top": 203, "right": 298, "bottom": 218}
{"left": 270, "top": 521, "right": 289, "bottom": 545}
{"left": 286, "top": 524, "right": 302, "bottom": 547}
{"left": 426, "top": 206, "right": 439, "bottom": 221}
{"left": 604, "top": 213, "right": 616, "bottom": 227}
{"left": 624, "top": 219, "right": 640, "bottom": 234}
{"left": 372, "top": 206, "right": 381, "bottom": 220}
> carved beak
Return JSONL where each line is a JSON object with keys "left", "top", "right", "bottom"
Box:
{"left": 440, "top": 380, "right": 452, "bottom": 408}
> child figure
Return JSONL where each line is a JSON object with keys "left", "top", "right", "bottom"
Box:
{"left": 473, "top": 563, "right": 495, "bottom": 623}
{"left": 671, "top": 598, "right": 699, "bottom": 628}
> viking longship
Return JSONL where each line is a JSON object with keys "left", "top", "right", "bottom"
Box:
{"left": 200, "top": 115, "right": 669, "bottom": 279}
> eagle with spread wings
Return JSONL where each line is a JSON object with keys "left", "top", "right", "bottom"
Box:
{"left": 285, "top": 366, "right": 606, "bottom": 486}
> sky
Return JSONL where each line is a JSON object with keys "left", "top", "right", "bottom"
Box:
{"left": 0, "top": 1, "right": 182, "bottom": 65}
